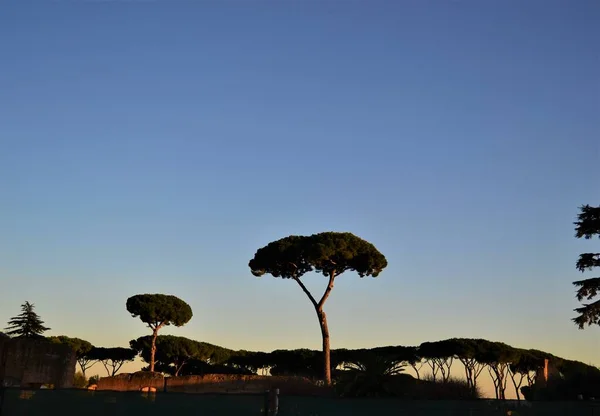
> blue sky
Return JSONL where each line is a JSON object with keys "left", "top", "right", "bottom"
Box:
{"left": 1, "top": 0, "right": 599, "bottom": 386}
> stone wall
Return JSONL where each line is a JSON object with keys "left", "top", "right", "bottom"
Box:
{"left": 0, "top": 337, "right": 76, "bottom": 388}
{"left": 97, "top": 372, "right": 330, "bottom": 396}
{"left": 97, "top": 372, "right": 166, "bottom": 392}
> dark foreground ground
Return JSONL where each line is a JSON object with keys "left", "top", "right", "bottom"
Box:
{"left": 2, "top": 388, "right": 600, "bottom": 416}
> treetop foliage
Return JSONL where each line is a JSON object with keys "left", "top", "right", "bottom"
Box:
{"left": 91, "top": 346, "right": 137, "bottom": 362}
{"left": 444, "top": 338, "right": 487, "bottom": 360}
{"left": 227, "top": 351, "right": 271, "bottom": 373}
{"left": 47, "top": 335, "right": 93, "bottom": 358}
{"left": 126, "top": 294, "right": 193, "bottom": 328}
{"left": 475, "top": 341, "right": 518, "bottom": 364}
{"left": 419, "top": 340, "right": 463, "bottom": 359}
{"left": 574, "top": 205, "right": 600, "bottom": 239}
{"left": 249, "top": 231, "right": 388, "bottom": 279}
{"left": 90, "top": 346, "right": 137, "bottom": 377}
{"left": 510, "top": 351, "right": 545, "bottom": 374}
{"left": 367, "top": 346, "right": 420, "bottom": 364}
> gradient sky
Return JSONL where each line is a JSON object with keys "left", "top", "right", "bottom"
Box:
{"left": 1, "top": 0, "right": 599, "bottom": 397}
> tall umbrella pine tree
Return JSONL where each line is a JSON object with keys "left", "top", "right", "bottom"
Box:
{"left": 249, "top": 231, "right": 388, "bottom": 385}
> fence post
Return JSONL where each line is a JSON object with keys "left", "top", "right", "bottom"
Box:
{"left": 273, "top": 388, "right": 279, "bottom": 416}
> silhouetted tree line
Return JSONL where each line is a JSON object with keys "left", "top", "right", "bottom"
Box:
{"left": 41, "top": 332, "right": 599, "bottom": 401}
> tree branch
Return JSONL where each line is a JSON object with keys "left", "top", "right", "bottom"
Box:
{"left": 101, "top": 360, "right": 111, "bottom": 377}
{"left": 318, "top": 271, "right": 336, "bottom": 310}
{"left": 293, "top": 277, "right": 318, "bottom": 309}
{"left": 576, "top": 253, "right": 600, "bottom": 272}
{"left": 573, "top": 278, "right": 600, "bottom": 301}
{"left": 411, "top": 360, "right": 424, "bottom": 380}
{"left": 78, "top": 358, "right": 97, "bottom": 372}
{"left": 573, "top": 299, "right": 600, "bottom": 328}
{"left": 176, "top": 359, "right": 187, "bottom": 376}
{"left": 113, "top": 361, "right": 125, "bottom": 376}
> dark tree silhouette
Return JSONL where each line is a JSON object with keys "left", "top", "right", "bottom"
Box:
{"left": 572, "top": 205, "right": 600, "bottom": 328}
{"left": 507, "top": 350, "right": 544, "bottom": 402}
{"left": 4, "top": 301, "right": 50, "bottom": 338}
{"left": 174, "top": 359, "right": 252, "bottom": 376}
{"left": 343, "top": 347, "right": 413, "bottom": 376}
{"left": 126, "top": 294, "right": 193, "bottom": 372}
{"left": 249, "top": 231, "right": 388, "bottom": 385}
{"left": 91, "top": 347, "right": 137, "bottom": 377}
{"left": 477, "top": 342, "right": 516, "bottom": 400}
{"left": 130, "top": 335, "right": 224, "bottom": 376}
{"left": 47, "top": 336, "right": 95, "bottom": 378}
{"left": 268, "top": 348, "right": 327, "bottom": 379}
{"left": 226, "top": 351, "right": 271, "bottom": 375}
{"left": 419, "top": 340, "right": 458, "bottom": 383}
{"left": 450, "top": 338, "right": 487, "bottom": 392}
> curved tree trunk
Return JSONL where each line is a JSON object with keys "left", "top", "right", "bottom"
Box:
{"left": 317, "top": 309, "right": 331, "bottom": 385}
{"left": 293, "top": 272, "right": 336, "bottom": 386}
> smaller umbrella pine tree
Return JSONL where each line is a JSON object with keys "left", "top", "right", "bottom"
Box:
{"left": 130, "top": 335, "right": 219, "bottom": 376}
{"left": 91, "top": 346, "right": 137, "bottom": 377}
{"left": 47, "top": 336, "right": 95, "bottom": 378}
{"left": 126, "top": 294, "right": 193, "bottom": 372}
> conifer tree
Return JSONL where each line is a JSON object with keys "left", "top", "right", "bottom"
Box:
{"left": 572, "top": 205, "right": 600, "bottom": 328}
{"left": 5, "top": 301, "right": 51, "bottom": 338}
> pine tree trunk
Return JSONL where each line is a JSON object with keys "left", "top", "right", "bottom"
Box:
{"left": 81, "top": 365, "right": 86, "bottom": 379}
{"left": 150, "top": 329, "right": 158, "bottom": 372}
{"left": 317, "top": 309, "right": 331, "bottom": 386}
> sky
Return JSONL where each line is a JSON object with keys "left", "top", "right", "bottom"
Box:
{"left": 0, "top": 0, "right": 599, "bottom": 399}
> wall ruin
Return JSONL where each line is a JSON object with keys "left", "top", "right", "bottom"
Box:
{"left": 97, "top": 372, "right": 330, "bottom": 396}
{"left": 0, "top": 337, "right": 76, "bottom": 388}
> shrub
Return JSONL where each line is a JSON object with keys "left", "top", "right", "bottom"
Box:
{"left": 335, "top": 372, "right": 414, "bottom": 398}
{"left": 73, "top": 372, "right": 87, "bottom": 389}
{"left": 87, "top": 375, "right": 99, "bottom": 387}
{"left": 334, "top": 373, "right": 481, "bottom": 400}
{"left": 333, "top": 351, "right": 479, "bottom": 400}
{"left": 419, "top": 375, "right": 481, "bottom": 400}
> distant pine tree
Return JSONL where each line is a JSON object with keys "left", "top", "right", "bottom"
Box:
{"left": 5, "top": 301, "right": 51, "bottom": 338}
